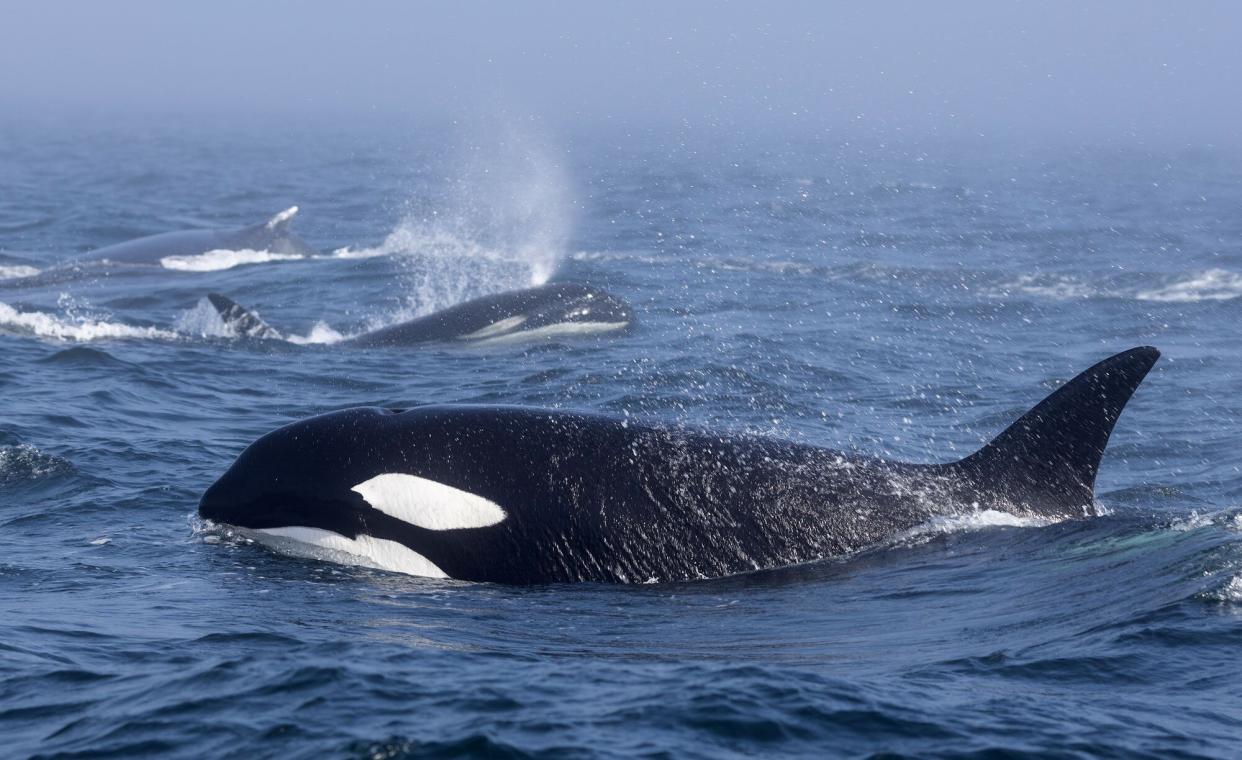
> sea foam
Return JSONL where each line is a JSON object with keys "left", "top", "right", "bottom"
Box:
{"left": 0, "top": 264, "right": 40, "bottom": 280}
{"left": 160, "top": 248, "right": 306, "bottom": 272}
{"left": 0, "top": 301, "right": 179, "bottom": 342}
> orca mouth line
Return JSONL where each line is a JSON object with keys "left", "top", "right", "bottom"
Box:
{"left": 197, "top": 491, "right": 364, "bottom": 538}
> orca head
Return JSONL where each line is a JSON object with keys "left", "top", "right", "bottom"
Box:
{"left": 198, "top": 407, "right": 509, "bottom": 577}
{"left": 197, "top": 407, "right": 381, "bottom": 538}
{"left": 522, "top": 285, "right": 634, "bottom": 332}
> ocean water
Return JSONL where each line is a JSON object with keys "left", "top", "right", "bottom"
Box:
{"left": 1, "top": 120, "right": 1241, "bottom": 757}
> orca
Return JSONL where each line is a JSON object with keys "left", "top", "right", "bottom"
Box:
{"left": 202, "top": 283, "right": 634, "bottom": 346}
{"left": 198, "top": 347, "right": 1159, "bottom": 584}
{"left": 81, "top": 207, "right": 318, "bottom": 268}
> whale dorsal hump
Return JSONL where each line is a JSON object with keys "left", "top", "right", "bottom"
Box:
{"left": 953, "top": 346, "right": 1159, "bottom": 515}
{"left": 264, "top": 206, "right": 299, "bottom": 233}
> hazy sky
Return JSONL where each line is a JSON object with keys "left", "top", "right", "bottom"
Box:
{"left": 3, "top": 1, "right": 1239, "bottom": 144}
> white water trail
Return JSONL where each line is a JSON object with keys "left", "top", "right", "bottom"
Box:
{"left": 897, "top": 509, "right": 1056, "bottom": 546}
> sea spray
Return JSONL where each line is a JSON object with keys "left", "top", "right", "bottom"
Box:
{"left": 0, "top": 299, "right": 179, "bottom": 342}
{"left": 340, "top": 129, "right": 572, "bottom": 325}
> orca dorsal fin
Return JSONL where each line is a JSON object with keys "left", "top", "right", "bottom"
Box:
{"left": 953, "top": 347, "right": 1159, "bottom": 516}
{"left": 205, "top": 293, "right": 283, "bottom": 340}
{"left": 263, "top": 206, "right": 299, "bottom": 232}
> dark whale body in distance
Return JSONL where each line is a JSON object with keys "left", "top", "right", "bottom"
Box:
{"left": 205, "top": 283, "right": 634, "bottom": 347}
{"left": 199, "top": 347, "right": 1160, "bottom": 584}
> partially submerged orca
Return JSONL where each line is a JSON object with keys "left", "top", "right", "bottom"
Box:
{"left": 81, "top": 207, "right": 318, "bottom": 267}
{"left": 203, "top": 283, "right": 634, "bottom": 346}
{"left": 199, "top": 347, "right": 1159, "bottom": 584}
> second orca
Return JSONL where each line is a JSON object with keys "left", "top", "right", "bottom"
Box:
{"left": 203, "top": 283, "right": 633, "bottom": 346}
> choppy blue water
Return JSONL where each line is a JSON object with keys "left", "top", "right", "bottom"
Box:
{"left": 2, "top": 121, "right": 1241, "bottom": 757}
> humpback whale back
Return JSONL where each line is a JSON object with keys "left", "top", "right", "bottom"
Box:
{"left": 235, "top": 206, "right": 317, "bottom": 257}
{"left": 949, "top": 346, "right": 1160, "bottom": 516}
{"left": 80, "top": 207, "right": 318, "bottom": 265}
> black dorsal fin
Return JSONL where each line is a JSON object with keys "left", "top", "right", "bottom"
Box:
{"left": 205, "top": 293, "right": 282, "bottom": 340}
{"left": 952, "top": 347, "right": 1159, "bottom": 515}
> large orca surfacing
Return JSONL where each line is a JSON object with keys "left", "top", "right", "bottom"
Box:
{"left": 199, "top": 347, "right": 1159, "bottom": 584}
{"left": 81, "top": 207, "right": 318, "bottom": 266}
{"left": 203, "top": 283, "right": 633, "bottom": 346}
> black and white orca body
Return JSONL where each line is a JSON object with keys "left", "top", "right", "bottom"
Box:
{"left": 81, "top": 207, "right": 318, "bottom": 266}
{"left": 205, "top": 283, "right": 633, "bottom": 347}
{"left": 199, "top": 348, "right": 1159, "bottom": 584}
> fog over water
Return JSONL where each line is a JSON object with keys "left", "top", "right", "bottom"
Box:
{"left": 3, "top": 2, "right": 1240, "bottom": 145}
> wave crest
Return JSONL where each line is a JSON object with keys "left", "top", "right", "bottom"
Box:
{"left": 0, "top": 301, "right": 179, "bottom": 342}
{"left": 160, "top": 248, "right": 305, "bottom": 272}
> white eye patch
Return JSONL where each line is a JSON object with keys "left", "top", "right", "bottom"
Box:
{"left": 351, "top": 473, "right": 507, "bottom": 531}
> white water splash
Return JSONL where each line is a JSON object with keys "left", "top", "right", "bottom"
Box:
{"left": 0, "top": 300, "right": 179, "bottom": 342}
{"left": 286, "top": 321, "right": 347, "bottom": 345}
{"left": 0, "top": 264, "right": 40, "bottom": 280}
{"left": 173, "top": 297, "right": 241, "bottom": 338}
{"left": 1218, "top": 575, "right": 1242, "bottom": 603}
{"left": 328, "top": 245, "right": 391, "bottom": 260}
{"left": 898, "top": 509, "right": 1055, "bottom": 545}
{"left": 0, "top": 444, "right": 70, "bottom": 483}
{"left": 160, "top": 248, "right": 305, "bottom": 272}
{"left": 1170, "top": 510, "right": 1216, "bottom": 532}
